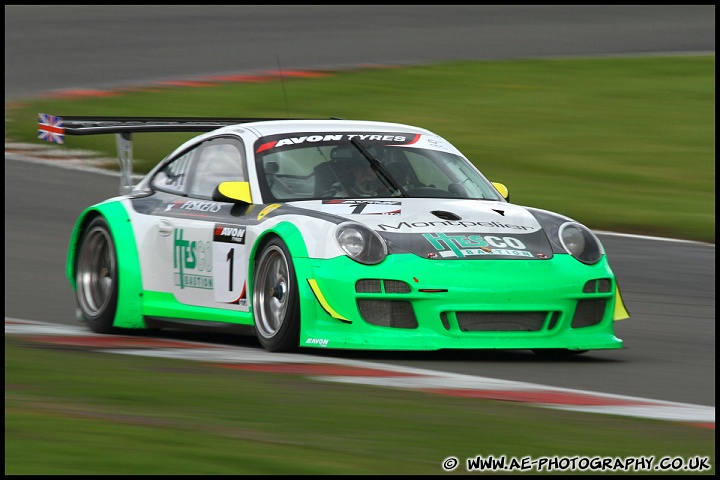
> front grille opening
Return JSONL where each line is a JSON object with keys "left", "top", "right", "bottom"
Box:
{"left": 383, "top": 280, "right": 411, "bottom": 293}
{"left": 571, "top": 299, "right": 607, "bottom": 328}
{"left": 355, "top": 279, "right": 411, "bottom": 294}
{"left": 357, "top": 300, "right": 418, "bottom": 329}
{"left": 456, "top": 312, "right": 546, "bottom": 332}
{"left": 582, "top": 278, "right": 613, "bottom": 293}
{"left": 583, "top": 280, "right": 596, "bottom": 293}
{"left": 547, "top": 311, "right": 561, "bottom": 330}
{"left": 356, "top": 279, "right": 381, "bottom": 293}
{"left": 440, "top": 312, "right": 451, "bottom": 330}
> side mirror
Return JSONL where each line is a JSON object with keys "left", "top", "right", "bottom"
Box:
{"left": 491, "top": 182, "right": 510, "bottom": 202}
{"left": 213, "top": 181, "right": 253, "bottom": 204}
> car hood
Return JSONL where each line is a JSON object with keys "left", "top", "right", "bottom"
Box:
{"left": 291, "top": 198, "right": 554, "bottom": 260}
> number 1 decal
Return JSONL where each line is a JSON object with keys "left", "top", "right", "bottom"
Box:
{"left": 321, "top": 199, "right": 402, "bottom": 215}
{"left": 226, "top": 248, "right": 234, "bottom": 291}
{"left": 212, "top": 225, "right": 248, "bottom": 308}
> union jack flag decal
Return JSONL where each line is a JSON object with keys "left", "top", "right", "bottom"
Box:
{"left": 38, "top": 113, "right": 65, "bottom": 144}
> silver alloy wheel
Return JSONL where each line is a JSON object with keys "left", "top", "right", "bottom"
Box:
{"left": 253, "top": 245, "right": 291, "bottom": 339}
{"left": 76, "top": 225, "right": 116, "bottom": 318}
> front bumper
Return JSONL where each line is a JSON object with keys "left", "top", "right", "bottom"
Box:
{"left": 298, "top": 253, "right": 623, "bottom": 351}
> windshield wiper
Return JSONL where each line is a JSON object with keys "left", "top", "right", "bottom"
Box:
{"left": 349, "top": 138, "right": 409, "bottom": 197}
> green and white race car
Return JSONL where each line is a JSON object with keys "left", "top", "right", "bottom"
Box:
{"left": 40, "top": 114, "right": 628, "bottom": 354}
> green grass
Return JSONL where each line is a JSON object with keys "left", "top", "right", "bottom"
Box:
{"left": 4, "top": 56, "right": 714, "bottom": 243}
{"left": 4, "top": 336, "right": 714, "bottom": 475}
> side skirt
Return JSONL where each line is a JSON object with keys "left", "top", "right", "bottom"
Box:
{"left": 144, "top": 316, "right": 256, "bottom": 336}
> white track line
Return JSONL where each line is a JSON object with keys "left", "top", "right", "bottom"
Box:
{"left": 6, "top": 317, "right": 714, "bottom": 425}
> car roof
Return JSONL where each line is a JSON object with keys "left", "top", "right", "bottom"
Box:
{"left": 217, "top": 119, "right": 436, "bottom": 137}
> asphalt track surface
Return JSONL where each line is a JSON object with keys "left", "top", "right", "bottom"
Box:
{"left": 4, "top": 6, "right": 715, "bottom": 410}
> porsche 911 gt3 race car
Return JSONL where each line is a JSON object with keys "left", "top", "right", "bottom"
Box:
{"left": 38, "top": 114, "right": 629, "bottom": 354}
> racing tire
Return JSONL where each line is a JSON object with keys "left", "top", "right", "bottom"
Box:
{"left": 75, "top": 216, "right": 119, "bottom": 334}
{"left": 252, "top": 237, "right": 300, "bottom": 352}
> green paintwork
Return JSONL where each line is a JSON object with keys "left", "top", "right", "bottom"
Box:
{"left": 295, "top": 253, "right": 623, "bottom": 351}
{"left": 142, "top": 291, "right": 254, "bottom": 325}
{"left": 66, "top": 201, "right": 145, "bottom": 329}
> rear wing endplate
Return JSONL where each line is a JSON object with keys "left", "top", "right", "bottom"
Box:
{"left": 37, "top": 114, "right": 284, "bottom": 194}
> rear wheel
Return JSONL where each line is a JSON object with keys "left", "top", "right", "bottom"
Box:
{"left": 75, "top": 216, "right": 118, "bottom": 333}
{"left": 252, "top": 237, "right": 300, "bottom": 352}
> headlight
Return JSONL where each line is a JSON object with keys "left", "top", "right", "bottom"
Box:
{"left": 558, "top": 222, "right": 603, "bottom": 265}
{"left": 334, "top": 222, "right": 387, "bottom": 265}
{"left": 526, "top": 207, "right": 605, "bottom": 265}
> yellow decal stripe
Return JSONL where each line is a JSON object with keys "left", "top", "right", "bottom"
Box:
{"left": 613, "top": 285, "right": 630, "bottom": 321}
{"left": 307, "top": 279, "right": 351, "bottom": 322}
{"left": 257, "top": 203, "right": 281, "bottom": 220}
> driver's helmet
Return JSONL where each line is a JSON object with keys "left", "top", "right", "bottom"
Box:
{"left": 352, "top": 164, "right": 380, "bottom": 195}
{"left": 330, "top": 145, "right": 381, "bottom": 195}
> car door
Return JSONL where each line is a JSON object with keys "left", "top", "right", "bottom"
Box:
{"left": 144, "top": 136, "right": 252, "bottom": 312}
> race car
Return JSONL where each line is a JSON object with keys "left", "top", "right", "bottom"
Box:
{"left": 38, "top": 114, "right": 629, "bottom": 354}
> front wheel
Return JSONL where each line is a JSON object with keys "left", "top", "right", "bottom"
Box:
{"left": 75, "top": 216, "right": 119, "bottom": 334}
{"left": 252, "top": 237, "right": 300, "bottom": 352}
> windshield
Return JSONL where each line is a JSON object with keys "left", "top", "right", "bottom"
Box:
{"left": 254, "top": 132, "right": 503, "bottom": 202}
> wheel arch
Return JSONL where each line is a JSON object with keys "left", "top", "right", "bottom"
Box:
{"left": 68, "top": 202, "right": 145, "bottom": 329}
{"left": 248, "top": 220, "right": 310, "bottom": 292}
{"left": 249, "top": 221, "right": 316, "bottom": 348}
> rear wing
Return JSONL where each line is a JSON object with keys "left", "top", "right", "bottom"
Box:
{"left": 37, "top": 114, "right": 287, "bottom": 194}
